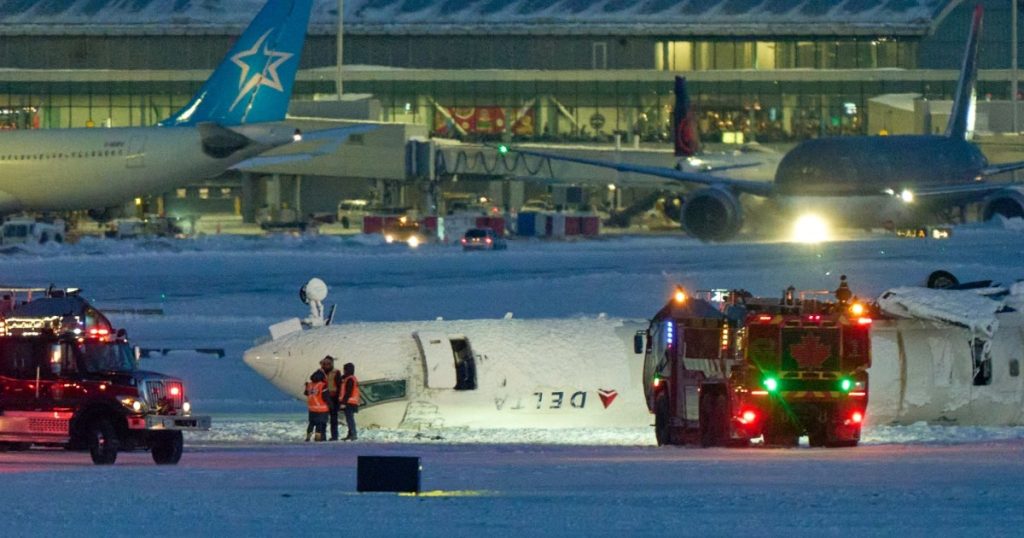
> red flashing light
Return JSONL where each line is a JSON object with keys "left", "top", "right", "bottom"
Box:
{"left": 485, "top": 237, "right": 492, "bottom": 244}
{"left": 460, "top": 238, "right": 467, "bottom": 244}
{"left": 851, "top": 411, "right": 864, "bottom": 424}
{"left": 740, "top": 410, "right": 757, "bottom": 424}
{"left": 857, "top": 317, "right": 873, "bottom": 325}
{"left": 757, "top": 315, "right": 773, "bottom": 323}
{"left": 169, "top": 386, "right": 181, "bottom": 397}
{"left": 806, "top": 314, "right": 822, "bottom": 322}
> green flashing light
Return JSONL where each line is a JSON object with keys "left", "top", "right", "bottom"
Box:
{"left": 497, "top": 144, "right": 510, "bottom": 155}
{"left": 763, "top": 377, "right": 779, "bottom": 393}
{"left": 840, "top": 378, "right": 853, "bottom": 392}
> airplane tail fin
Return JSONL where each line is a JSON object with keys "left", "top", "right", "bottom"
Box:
{"left": 673, "top": 76, "right": 699, "bottom": 157}
{"left": 944, "top": 4, "right": 983, "bottom": 140}
{"left": 159, "top": 0, "right": 313, "bottom": 127}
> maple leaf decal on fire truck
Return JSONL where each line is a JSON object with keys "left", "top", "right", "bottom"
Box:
{"left": 789, "top": 334, "right": 833, "bottom": 369}
{"left": 598, "top": 389, "right": 618, "bottom": 408}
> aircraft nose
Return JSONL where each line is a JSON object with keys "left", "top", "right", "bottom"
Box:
{"left": 243, "top": 347, "right": 280, "bottom": 382}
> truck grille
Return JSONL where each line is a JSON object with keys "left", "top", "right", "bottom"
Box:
{"left": 29, "top": 418, "right": 70, "bottom": 434}
{"left": 143, "top": 380, "right": 184, "bottom": 412}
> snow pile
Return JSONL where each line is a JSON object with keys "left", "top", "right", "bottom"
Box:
{"left": 877, "top": 286, "right": 1003, "bottom": 337}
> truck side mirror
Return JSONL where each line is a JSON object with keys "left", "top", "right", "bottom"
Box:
{"left": 634, "top": 331, "right": 646, "bottom": 355}
{"left": 134, "top": 345, "right": 142, "bottom": 365}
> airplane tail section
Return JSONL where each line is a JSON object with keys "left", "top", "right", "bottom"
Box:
{"left": 159, "top": 0, "right": 313, "bottom": 127}
{"left": 673, "top": 76, "right": 699, "bottom": 157}
{"left": 944, "top": 4, "right": 983, "bottom": 140}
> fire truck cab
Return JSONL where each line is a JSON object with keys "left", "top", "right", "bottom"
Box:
{"left": 0, "top": 287, "right": 210, "bottom": 464}
{"left": 637, "top": 281, "right": 871, "bottom": 448}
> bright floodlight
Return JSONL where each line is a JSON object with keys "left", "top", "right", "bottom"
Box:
{"left": 900, "top": 189, "right": 915, "bottom": 203}
{"left": 407, "top": 236, "right": 421, "bottom": 248}
{"left": 791, "top": 214, "right": 830, "bottom": 243}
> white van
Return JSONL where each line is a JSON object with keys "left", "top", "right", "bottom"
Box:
{"left": 336, "top": 199, "right": 370, "bottom": 229}
{"left": 0, "top": 217, "right": 65, "bottom": 246}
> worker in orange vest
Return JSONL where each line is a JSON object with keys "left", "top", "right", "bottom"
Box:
{"left": 316, "top": 356, "right": 344, "bottom": 441}
{"left": 304, "top": 376, "right": 329, "bottom": 442}
{"left": 340, "top": 362, "right": 361, "bottom": 441}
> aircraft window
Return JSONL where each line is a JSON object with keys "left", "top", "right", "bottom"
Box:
{"left": 971, "top": 338, "right": 991, "bottom": 386}
{"left": 450, "top": 338, "right": 477, "bottom": 390}
{"left": 359, "top": 379, "right": 407, "bottom": 406}
{"left": 1011, "top": 359, "right": 1020, "bottom": 378}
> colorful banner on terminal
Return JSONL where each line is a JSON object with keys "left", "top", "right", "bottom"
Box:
{"left": 434, "top": 106, "right": 535, "bottom": 137}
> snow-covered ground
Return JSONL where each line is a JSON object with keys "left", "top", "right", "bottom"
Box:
{"left": 3, "top": 223, "right": 1024, "bottom": 532}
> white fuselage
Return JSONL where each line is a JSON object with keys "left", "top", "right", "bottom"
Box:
{"left": 244, "top": 319, "right": 650, "bottom": 429}
{"left": 245, "top": 312, "right": 1024, "bottom": 429}
{"left": 0, "top": 124, "right": 293, "bottom": 213}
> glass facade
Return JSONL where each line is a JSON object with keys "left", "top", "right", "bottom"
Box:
{"left": 655, "top": 39, "right": 917, "bottom": 71}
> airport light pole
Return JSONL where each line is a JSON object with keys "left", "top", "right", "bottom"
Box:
{"left": 1013, "top": 0, "right": 1019, "bottom": 133}
{"left": 336, "top": 0, "right": 344, "bottom": 97}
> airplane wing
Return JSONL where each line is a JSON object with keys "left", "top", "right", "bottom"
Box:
{"left": 982, "top": 160, "right": 1024, "bottom": 177}
{"left": 231, "top": 124, "right": 378, "bottom": 171}
{"left": 509, "top": 147, "right": 776, "bottom": 197}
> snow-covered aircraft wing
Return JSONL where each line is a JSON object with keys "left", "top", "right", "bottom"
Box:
{"left": 508, "top": 147, "right": 776, "bottom": 197}
{"left": 877, "top": 286, "right": 1003, "bottom": 337}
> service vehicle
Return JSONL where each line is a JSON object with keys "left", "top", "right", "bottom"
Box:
{"left": 0, "top": 287, "right": 211, "bottom": 464}
{"left": 0, "top": 217, "right": 65, "bottom": 246}
{"left": 461, "top": 228, "right": 507, "bottom": 251}
{"left": 637, "top": 280, "right": 872, "bottom": 447}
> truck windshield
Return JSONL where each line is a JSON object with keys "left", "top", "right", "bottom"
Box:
{"left": 78, "top": 342, "right": 136, "bottom": 373}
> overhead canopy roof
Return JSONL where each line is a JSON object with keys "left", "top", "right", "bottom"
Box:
{"left": 0, "top": 0, "right": 959, "bottom": 37}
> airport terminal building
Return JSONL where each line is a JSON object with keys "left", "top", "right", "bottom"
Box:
{"left": 0, "top": 0, "right": 1019, "bottom": 217}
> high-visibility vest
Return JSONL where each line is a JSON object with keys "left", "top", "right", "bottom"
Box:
{"left": 343, "top": 375, "right": 360, "bottom": 406}
{"left": 305, "top": 381, "right": 328, "bottom": 412}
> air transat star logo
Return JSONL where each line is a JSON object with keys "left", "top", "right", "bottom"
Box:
{"left": 790, "top": 334, "right": 832, "bottom": 369}
{"left": 229, "top": 29, "right": 294, "bottom": 112}
{"left": 598, "top": 389, "right": 618, "bottom": 408}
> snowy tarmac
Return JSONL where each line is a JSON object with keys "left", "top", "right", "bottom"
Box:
{"left": 3, "top": 226, "right": 1024, "bottom": 532}
{"left": 2, "top": 441, "right": 1024, "bottom": 535}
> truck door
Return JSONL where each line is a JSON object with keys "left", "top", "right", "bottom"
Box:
{"left": 413, "top": 332, "right": 477, "bottom": 390}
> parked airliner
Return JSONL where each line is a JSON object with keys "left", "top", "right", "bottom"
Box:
{"left": 0, "top": 0, "right": 371, "bottom": 217}
{"left": 511, "top": 5, "right": 1024, "bottom": 241}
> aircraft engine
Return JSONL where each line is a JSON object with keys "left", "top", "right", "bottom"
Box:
{"left": 680, "top": 186, "right": 744, "bottom": 242}
{"left": 981, "top": 186, "right": 1024, "bottom": 221}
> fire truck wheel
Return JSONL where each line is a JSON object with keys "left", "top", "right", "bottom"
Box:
{"left": 654, "top": 395, "right": 670, "bottom": 446}
{"left": 808, "top": 430, "right": 826, "bottom": 448}
{"left": 89, "top": 418, "right": 119, "bottom": 465}
{"left": 151, "top": 431, "right": 184, "bottom": 465}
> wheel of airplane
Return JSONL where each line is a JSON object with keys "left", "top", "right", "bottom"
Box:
{"left": 926, "top": 270, "right": 959, "bottom": 289}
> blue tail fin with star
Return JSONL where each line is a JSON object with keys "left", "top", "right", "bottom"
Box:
{"left": 159, "top": 0, "right": 313, "bottom": 127}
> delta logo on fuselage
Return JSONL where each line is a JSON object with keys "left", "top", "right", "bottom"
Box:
{"left": 229, "top": 29, "right": 294, "bottom": 112}
{"left": 495, "top": 388, "right": 619, "bottom": 411}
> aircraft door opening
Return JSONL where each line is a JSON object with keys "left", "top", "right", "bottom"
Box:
{"left": 413, "top": 332, "right": 477, "bottom": 390}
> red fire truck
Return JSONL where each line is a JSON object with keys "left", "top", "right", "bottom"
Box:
{"left": 636, "top": 281, "right": 872, "bottom": 447}
{"left": 0, "top": 287, "right": 210, "bottom": 464}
